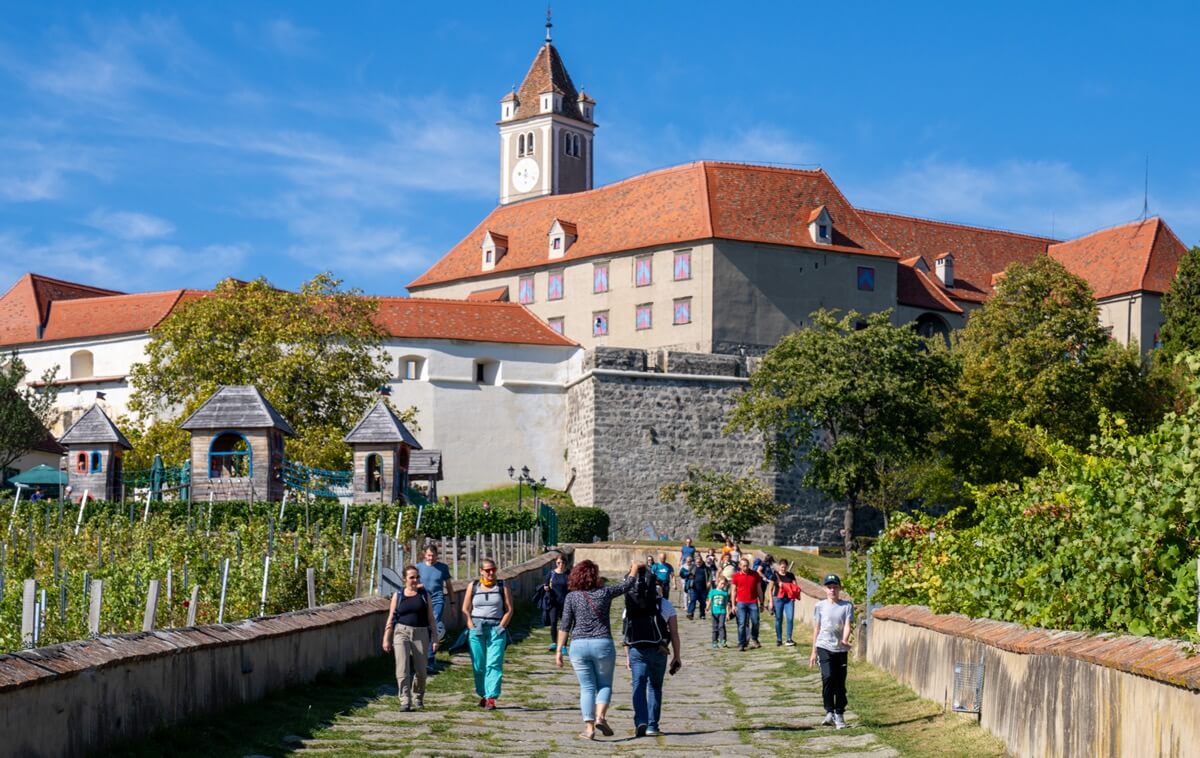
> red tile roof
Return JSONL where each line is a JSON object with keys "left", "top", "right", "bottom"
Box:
{"left": 408, "top": 162, "right": 899, "bottom": 290}
{"left": 36, "top": 290, "right": 201, "bottom": 344}
{"left": 861, "top": 210, "right": 1054, "bottom": 304}
{"left": 897, "top": 261, "right": 963, "bottom": 314}
{"left": 372, "top": 298, "right": 576, "bottom": 347}
{"left": 1048, "top": 217, "right": 1187, "bottom": 299}
{"left": 510, "top": 43, "right": 587, "bottom": 123}
{"left": 466, "top": 286, "right": 510, "bottom": 302}
{"left": 0, "top": 274, "right": 124, "bottom": 346}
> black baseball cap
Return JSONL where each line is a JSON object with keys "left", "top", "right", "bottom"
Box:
{"left": 822, "top": 574, "right": 842, "bottom": 586}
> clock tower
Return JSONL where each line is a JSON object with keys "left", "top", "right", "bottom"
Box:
{"left": 498, "top": 19, "right": 596, "bottom": 205}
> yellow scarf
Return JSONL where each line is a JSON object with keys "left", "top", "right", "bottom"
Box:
{"left": 479, "top": 575, "right": 497, "bottom": 589}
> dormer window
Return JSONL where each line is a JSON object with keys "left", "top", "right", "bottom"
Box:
{"left": 548, "top": 219, "right": 577, "bottom": 259}
{"left": 541, "top": 93, "right": 561, "bottom": 113}
{"left": 481, "top": 231, "right": 508, "bottom": 271}
{"left": 808, "top": 206, "right": 834, "bottom": 246}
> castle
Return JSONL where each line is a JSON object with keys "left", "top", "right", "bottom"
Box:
{"left": 1, "top": 31, "right": 1190, "bottom": 545}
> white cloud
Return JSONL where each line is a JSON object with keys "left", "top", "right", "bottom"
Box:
{"left": 697, "top": 126, "right": 820, "bottom": 168}
{"left": 0, "top": 136, "right": 110, "bottom": 203}
{"left": 263, "top": 19, "right": 318, "bottom": 56}
{"left": 85, "top": 208, "right": 175, "bottom": 240}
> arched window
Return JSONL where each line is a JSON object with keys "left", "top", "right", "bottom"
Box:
{"left": 915, "top": 313, "right": 951, "bottom": 347}
{"left": 70, "top": 350, "right": 94, "bottom": 380}
{"left": 526, "top": 131, "right": 535, "bottom": 154}
{"left": 75, "top": 452, "right": 87, "bottom": 474}
{"left": 518, "top": 134, "right": 525, "bottom": 156}
{"left": 89, "top": 451, "right": 103, "bottom": 474}
{"left": 365, "top": 453, "right": 384, "bottom": 493}
{"left": 209, "top": 432, "right": 251, "bottom": 479}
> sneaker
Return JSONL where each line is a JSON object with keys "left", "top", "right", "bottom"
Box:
{"left": 687, "top": 614, "right": 694, "bottom": 620}
{"left": 645, "top": 727, "right": 661, "bottom": 736}
{"left": 785, "top": 640, "right": 796, "bottom": 647}
{"left": 834, "top": 713, "right": 847, "bottom": 729}
{"left": 776, "top": 640, "right": 783, "bottom": 646}
{"left": 751, "top": 640, "right": 762, "bottom": 649}
{"left": 721, "top": 641, "right": 729, "bottom": 648}
{"left": 738, "top": 645, "right": 747, "bottom": 652}
{"left": 402, "top": 699, "right": 412, "bottom": 712}
{"left": 485, "top": 698, "right": 497, "bottom": 710}
{"left": 415, "top": 695, "right": 424, "bottom": 709}
{"left": 635, "top": 724, "right": 647, "bottom": 738}
{"left": 547, "top": 644, "right": 557, "bottom": 651}
{"left": 478, "top": 697, "right": 488, "bottom": 708}
{"left": 821, "top": 712, "right": 835, "bottom": 726}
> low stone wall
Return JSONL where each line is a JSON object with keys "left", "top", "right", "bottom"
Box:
{"left": 0, "top": 549, "right": 567, "bottom": 758}
{"left": 868, "top": 605, "right": 1200, "bottom": 758}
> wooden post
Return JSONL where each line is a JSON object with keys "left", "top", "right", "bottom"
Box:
{"left": 354, "top": 523, "right": 369, "bottom": 597}
{"left": 88, "top": 580, "right": 103, "bottom": 636}
{"left": 394, "top": 508, "right": 403, "bottom": 541}
{"left": 218, "top": 558, "right": 231, "bottom": 624}
{"left": 166, "top": 568, "right": 173, "bottom": 624}
{"left": 368, "top": 520, "right": 380, "bottom": 595}
{"left": 279, "top": 489, "right": 289, "bottom": 521}
{"left": 21, "top": 579, "right": 36, "bottom": 648}
{"left": 306, "top": 567, "right": 317, "bottom": 609}
{"left": 259, "top": 555, "right": 271, "bottom": 617}
{"left": 341, "top": 500, "right": 349, "bottom": 538}
{"left": 142, "top": 579, "right": 160, "bottom": 632}
{"left": 142, "top": 489, "right": 152, "bottom": 523}
{"left": 452, "top": 535, "right": 459, "bottom": 582}
{"left": 74, "top": 490, "right": 90, "bottom": 536}
{"left": 186, "top": 585, "right": 199, "bottom": 626}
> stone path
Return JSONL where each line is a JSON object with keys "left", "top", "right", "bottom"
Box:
{"left": 291, "top": 598, "right": 899, "bottom": 757}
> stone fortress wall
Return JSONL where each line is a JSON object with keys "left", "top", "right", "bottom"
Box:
{"left": 565, "top": 347, "right": 881, "bottom": 545}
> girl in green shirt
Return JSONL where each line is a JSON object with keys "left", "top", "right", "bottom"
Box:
{"left": 706, "top": 579, "right": 732, "bottom": 648}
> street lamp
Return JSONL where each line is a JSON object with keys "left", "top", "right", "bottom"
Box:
{"left": 508, "top": 466, "right": 542, "bottom": 511}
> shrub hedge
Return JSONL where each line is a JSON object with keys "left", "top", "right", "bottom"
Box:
{"left": 557, "top": 506, "right": 610, "bottom": 543}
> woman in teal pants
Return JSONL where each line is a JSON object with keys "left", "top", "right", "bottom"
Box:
{"left": 461, "top": 559, "right": 514, "bottom": 709}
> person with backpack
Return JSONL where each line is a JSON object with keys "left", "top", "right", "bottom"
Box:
{"left": 556, "top": 559, "right": 640, "bottom": 740}
{"left": 689, "top": 555, "right": 711, "bottom": 620}
{"left": 770, "top": 559, "right": 800, "bottom": 646}
{"left": 622, "top": 566, "right": 682, "bottom": 738}
{"left": 417, "top": 544, "right": 454, "bottom": 671}
{"left": 381, "top": 565, "right": 439, "bottom": 711}
{"left": 461, "top": 558, "right": 513, "bottom": 710}
{"left": 650, "top": 552, "right": 674, "bottom": 599}
{"left": 810, "top": 574, "right": 854, "bottom": 729}
{"left": 706, "top": 576, "right": 732, "bottom": 647}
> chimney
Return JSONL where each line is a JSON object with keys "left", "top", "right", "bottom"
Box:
{"left": 935, "top": 254, "right": 955, "bottom": 287}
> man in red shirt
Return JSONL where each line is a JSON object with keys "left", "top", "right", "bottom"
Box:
{"left": 729, "top": 558, "right": 762, "bottom": 650}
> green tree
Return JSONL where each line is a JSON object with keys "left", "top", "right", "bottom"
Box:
{"left": 128, "top": 274, "right": 404, "bottom": 470}
{"left": 0, "top": 352, "right": 60, "bottom": 475}
{"left": 659, "top": 467, "right": 787, "bottom": 542}
{"left": 944, "top": 256, "right": 1160, "bottom": 484}
{"left": 727, "top": 309, "right": 956, "bottom": 558}
{"left": 1159, "top": 245, "right": 1200, "bottom": 358}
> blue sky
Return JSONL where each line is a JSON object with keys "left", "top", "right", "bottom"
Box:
{"left": 1, "top": 2, "right": 1197, "bottom": 295}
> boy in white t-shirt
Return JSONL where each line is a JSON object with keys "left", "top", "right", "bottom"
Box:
{"left": 808, "top": 574, "right": 853, "bottom": 729}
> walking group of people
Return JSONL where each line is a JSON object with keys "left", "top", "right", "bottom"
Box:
{"left": 382, "top": 538, "right": 854, "bottom": 736}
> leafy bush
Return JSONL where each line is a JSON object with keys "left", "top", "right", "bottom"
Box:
{"left": 863, "top": 356, "right": 1200, "bottom": 639}
{"left": 698, "top": 522, "right": 719, "bottom": 542}
{"left": 556, "top": 506, "right": 609, "bottom": 543}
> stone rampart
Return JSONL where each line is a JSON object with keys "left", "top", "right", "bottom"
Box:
{"left": 566, "top": 347, "right": 879, "bottom": 546}
{"left": 0, "top": 549, "right": 568, "bottom": 758}
{"left": 867, "top": 605, "right": 1200, "bottom": 758}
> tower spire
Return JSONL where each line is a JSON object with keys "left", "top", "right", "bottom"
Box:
{"left": 545, "top": 5, "right": 553, "bottom": 43}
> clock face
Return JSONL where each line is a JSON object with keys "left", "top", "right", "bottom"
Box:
{"left": 512, "top": 157, "right": 540, "bottom": 193}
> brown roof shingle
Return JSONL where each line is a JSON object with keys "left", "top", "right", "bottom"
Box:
{"left": 897, "top": 262, "right": 963, "bottom": 314}
{"left": 1049, "top": 217, "right": 1187, "bottom": 299}
{"left": 373, "top": 298, "right": 576, "bottom": 347}
{"left": 510, "top": 43, "right": 587, "bottom": 123}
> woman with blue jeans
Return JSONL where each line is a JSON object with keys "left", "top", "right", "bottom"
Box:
{"left": 770, "top": 559, "right": 798, "bottom": 646}
{"left": 623, "top": 567, "right": 683, "bottom": 737}
{"left": 557, "top": 559, "right": 639, "bottom": 740}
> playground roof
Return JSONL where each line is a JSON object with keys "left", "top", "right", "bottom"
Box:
{"left": 179, "top": 385, "right": 296, "bottom": 435}
{"left": 408, "top": 450, "right": 443, "bottom": 480}
{"left": 58, "top": 405, "right": 132, "bottom": 449}
{"left": 343, "top": 398, "right": 422, "bottom": 448}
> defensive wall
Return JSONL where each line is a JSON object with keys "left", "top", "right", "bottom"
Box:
{"left": 565, "top": 347, "right": 882, "bottom": 546}
{"left": 0, "top": 548, "right": 569, "bottom": 758}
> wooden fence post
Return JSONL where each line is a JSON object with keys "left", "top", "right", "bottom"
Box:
{"left": 218, "top": 558, "right": 231, "bottom": 624}
{"left": 142, "top": 579, "right": 160, "bottom": 632}
{"left": 88, "top": 580, "right": 103, "bottom": 636}
{"left": 259, "top": 555, "right": 271, "bottom": 617}
{"left": 73, "top": 490, "right": 90, "bottom": 536}
{"left": 307, "top": 567, "right": 317, "bottom": 609}
{"left": 21, "top": 579, "right": 36, "bottom": 648}
{"left": 186, "top": 585, "right": 199, "bottom": 626}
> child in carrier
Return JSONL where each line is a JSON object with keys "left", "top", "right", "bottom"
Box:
{"left": 706, "top": 577, "right": 732, "bottom": 648}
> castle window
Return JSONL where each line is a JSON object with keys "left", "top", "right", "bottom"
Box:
{"left": 365, "top": 453, "right": 384, "bottom": 493}
{"left": 673, "top": 297, "right": 692, "bottom": 325}
{"left": 593, "top": 311, "right": 609, "bottom": 337}
{"left": 75, "top": 452, "right": 87, "bottom": 474}
{"left": 673, "top": 250, "right": 692, "bottom": 281}
{"left": 526, "top": 131, "right": 535, "bottom": 155}
{"left": 89, "top": 451, "right": 103, "bottom": 474}
{"left": 819, "top": 224, "right": 830, "bottom": 241}
{"left": 209, "top": 431, "right": 251, "bottom": 479}
{"left": 635, "top": 256, "right": 653, "bottom": 287}
{"left": 474, "top": 360, "right": 500, "bottom": 385}
{"left": 518, "top": 276, "right": 535, "bottom": 304}
{"left": 593, "top": 262, "right": 610, "bottom": 293}
{"left": 856, "top": 266, "right": 875, "bottom": 292}
{"left": 636, "top": 304, "right": 653, "bottom": 331}
{"left": 399, "top": 356, "right": 424, "bottom": 381}
{"left": 548, "top": 270, "right": 564, "bottom": 301}
{"left": 518, "top": 134, "right": 525, "bottom": 156}
{"left": 70, "top": 350, "right": 94, "bottom": 380}
{"left": 548, "top": 316, "right": 564, "bottom": 334}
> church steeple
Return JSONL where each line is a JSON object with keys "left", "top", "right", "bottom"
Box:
{"left": 498, "top": 28, "right": 596, "bottom": 205}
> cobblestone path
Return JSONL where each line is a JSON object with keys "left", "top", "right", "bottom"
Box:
{"left": 291, "top": 596, "right": 899, "bottom": 758}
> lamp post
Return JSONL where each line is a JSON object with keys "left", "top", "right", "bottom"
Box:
{"left": 507, "top": 466, "right": 542, "bottom": 512}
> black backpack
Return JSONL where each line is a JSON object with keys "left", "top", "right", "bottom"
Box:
{"left": 622, "top": 570, "right": 670, "bottom": 648}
